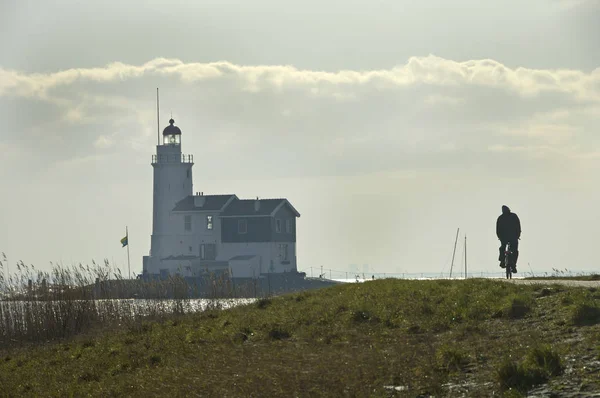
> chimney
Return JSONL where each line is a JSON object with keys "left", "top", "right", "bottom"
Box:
{"left": 254, "top": 197, "right": 260, "bottom": 212}
{"left": 194, "top": 194, "right": 206, "bottom": 207}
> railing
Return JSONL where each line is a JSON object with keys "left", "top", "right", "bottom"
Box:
{"left": 152, "top": 154, "right": 194, "bottom": 164}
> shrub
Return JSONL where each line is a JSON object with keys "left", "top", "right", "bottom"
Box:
{"left": 526, "top": 345, "right": 563, "bottom": 377}
{"left": 497, "top": 359, "right": 545, "bottom": 393}
{"left": 232, "top": 332, "right": 248, "bottom": 344}
{"left": 149, "top": 355, "right": 161, "bottom": 366}
{"left": 351, "top": 310, "right": 378, "bottom": 324}
{"left": 571, "top": 303, "right": 600, "bottom": 326}
{"left": 497, "top": 345, "right": 563, "bottom": 393}
{"left": 436, "top": 346, "right": 470, "bottom": 373}
{"left": 503, "top": 296, "right": 532, "bottom": 319}
{"left": 497, "top": 359, "right": 524, "bottom": 391}
{"left": 268, "top": 326, "right": 290, "bottom": 340}
{"left": 255, "top": 298, "right": 271, "bottom": 310}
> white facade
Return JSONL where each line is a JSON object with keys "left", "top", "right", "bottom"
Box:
{"left": 219, "top": 242, "right": 297, "bottom": 275}
{"left": 143, "top": 118, "right": 299, "bottom": 279}
{"left": 156, "top": 212, "right": 220, "bottom": 258}
{"left": 150, "top": 144, "right": 193, "bottom": 259}
{"left": 228, "top": 255, "right": 262, "bottom": 278}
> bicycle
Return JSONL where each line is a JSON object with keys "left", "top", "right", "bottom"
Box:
{"left": 504, "top": 242, "right": 512, "bottom": 279}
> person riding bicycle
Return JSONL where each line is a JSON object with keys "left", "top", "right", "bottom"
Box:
{"left": 496, "top": 205, "right": 521, "bottom": 273}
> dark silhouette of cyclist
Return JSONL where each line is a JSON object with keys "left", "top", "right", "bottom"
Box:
{"left": 496, "top": 205, "right": 521, "bottom": 273}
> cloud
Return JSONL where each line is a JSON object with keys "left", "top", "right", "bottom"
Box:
{"left": 94, "top": 135, "right": 114, "bottom": 149}
{"left": 0, "top": 56, "right": 599, "bottom": 181}
{"left": 424, "top": 94, "right": 465, "bottom": 106}
{"left": 1, "top": 55, "right": 599, "bottom": 101}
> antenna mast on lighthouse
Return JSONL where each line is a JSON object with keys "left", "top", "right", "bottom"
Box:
{"left": 156, "top": 88, "right": 160, "bottom": 145}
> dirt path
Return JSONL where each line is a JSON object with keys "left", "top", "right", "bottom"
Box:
{"left": 508, "top": 279, "right": 600, "bottom": 288}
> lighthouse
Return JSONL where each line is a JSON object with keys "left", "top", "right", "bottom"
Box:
{"left": 149, "top": 118, "right": 194, "bottom": 260}
{"left": 142, "top": 112, "right": 302, "bottom": 281}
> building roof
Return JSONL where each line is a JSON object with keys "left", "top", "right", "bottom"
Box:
{"left": 163, "top": 118, "right": 181, "bottom": 135}
{"left": 172, "top": 194, "right": 237, "bottom": 212}
{"left": 220, "top": 198, "right": 300, "bottom": 217}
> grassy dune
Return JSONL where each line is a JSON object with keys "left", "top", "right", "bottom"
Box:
{"left": 1, "top": 279, "right": 600, "bottom": 397}
{"left": 525, "top": 275, "right": 600, "bottom": 281}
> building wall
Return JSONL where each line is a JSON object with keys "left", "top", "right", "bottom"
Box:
{"left": 158, "top": 211, "right": 221, "bottom": 259}
{"left": 218, "top": 242, "right": 297, "bottom": 274}
{"left": 161, "top": 259, "right": 193, "bottom": 276}
{"left": 145, "top": 235, "right": 297, "bottom": 276}
{"left": 221, "top": 216, "right": 271, "bottom": 242}
{"left": 229, "top": 256, "right": 261, "bottom": 278}
{"left": 271, "top": 241, "right": 297, "bottom": 273}
{"left": 159, "top": 258, "right": 229, "bottom": 277}
{"left": 150, "top": 143, "right": 193, "bottom": 259}
{"left": 144, "top": 256, "right": 230, "bottom": 277}
{"left": 144, "top": 255, "right": 163, "bottom": 275}
{"left": 144, "top": 144, "right": 300, "bottom": 276}
{"left": 220, "top": 206, "right": 297, "bottom": 243}
{"left": 271, "top": 205, "right": 297, "bottom": 242}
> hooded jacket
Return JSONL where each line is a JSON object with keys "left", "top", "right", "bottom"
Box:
{"left": 496, "top": 205, "right": 521, "bottom": 241}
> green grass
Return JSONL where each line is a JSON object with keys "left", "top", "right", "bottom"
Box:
{"left": 497, "top": 345, "right": 564, "bottom": 393}
{"left": 1, "top": 279, "right": 600, "bottom": 397}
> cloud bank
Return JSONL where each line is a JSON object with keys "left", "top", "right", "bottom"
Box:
{"left": 1, "top": 55, "right": 599, "bottom": 182}
{"left": 2, "top": 55, "right": 599, "bottom": 100}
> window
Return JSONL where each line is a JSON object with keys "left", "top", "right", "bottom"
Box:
{"left": 188, "top": 246, "right": 192, "bottom": 252}
{"left": 279, "top": 244, "right": 288, "bottom": 261}
{"left": 184, "top": 215, "right": 192, "bottom": 231}
{"left": 286, "top": 219, "right": 292, "bottom": 233}
{"left": 238, "top": 219, "right": 247, "bottom": 234}
{"left": 275, "top": 219, "right": 282, "bottom": 233}
{"left": 200, "top": 244, "right": 217, "bottom": 260}
{"left": 206, "top": 215, "right": 213, "bottom": 230}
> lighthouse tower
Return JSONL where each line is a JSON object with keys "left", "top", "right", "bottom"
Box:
{"left": 148, "top": 118, "right": 194, "bottom": 263}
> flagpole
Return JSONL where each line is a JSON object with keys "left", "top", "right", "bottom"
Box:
{"left": 126, "top": 226, "right": 131, "bottom": 279}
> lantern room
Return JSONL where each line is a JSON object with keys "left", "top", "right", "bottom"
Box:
{"left": 162, "top": 118, "right": 181, "bottom": 145}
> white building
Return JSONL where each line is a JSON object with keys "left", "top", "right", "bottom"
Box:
{"left": 142, "top": 118, "right": 301, "bottom": 279}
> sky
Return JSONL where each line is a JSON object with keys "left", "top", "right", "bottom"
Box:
{"left": 1, "top": 0, "right": 600, "bottom": 277}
